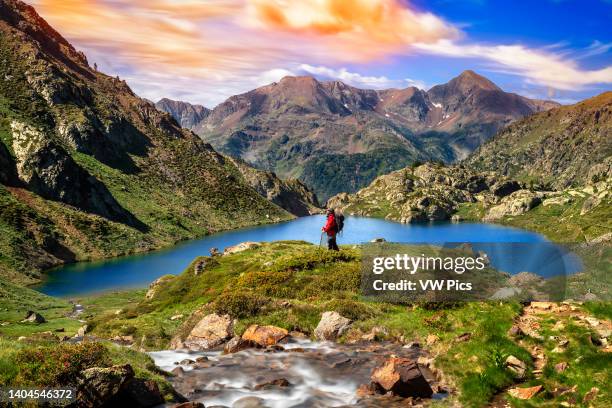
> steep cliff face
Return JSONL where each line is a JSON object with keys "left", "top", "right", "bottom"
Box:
{"left": 467, "top": 92, "right": 612, "bottom": 188}
{"left": 0, "top": 0, "right": 292, "bottom": 284}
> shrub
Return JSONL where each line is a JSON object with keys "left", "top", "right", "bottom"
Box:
{"left": 236, "top": 270, "right": 295, "bottom": 297}
{"left": 212, "top": 290, "right": 269, "bottom": 318}
{"left": 13, "top": 343, "right": 110, "bottom": 386}
{"left": 323, "top": 299, "right": 378, "bottom": 321}
{"left": 271, "top": 248, "right": 358, "bottom": 273}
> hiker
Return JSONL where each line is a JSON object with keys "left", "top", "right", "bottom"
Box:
{"left": 322, "top": 208, "right": 343, "bottom": 251}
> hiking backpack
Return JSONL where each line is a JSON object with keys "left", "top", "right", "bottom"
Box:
{"left": 335, "top": 212, "right": 345, "bottom": 234}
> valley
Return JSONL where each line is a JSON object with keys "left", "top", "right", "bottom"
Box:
{"left": 0, "top": 1, "right": 609, "bottom": 408}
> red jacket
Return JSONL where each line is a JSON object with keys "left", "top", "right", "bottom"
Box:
{"left": 322, "top": 214, "right": 337, "bottom": 236}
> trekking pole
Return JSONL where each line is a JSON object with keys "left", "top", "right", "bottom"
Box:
{"left": 319, "top": 232, "right": 325, "bottom": 249}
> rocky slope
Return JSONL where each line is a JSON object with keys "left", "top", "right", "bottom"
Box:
{"left": 155, "top": 98, "right": 210, "bottom": 131}
{"left": 327, "top": 163, "right": 527, "bottom": 222}
{"left": 327, "top": 163, "right": 611, "bottom": 242}
{"left": 187, "top": 71, "right": 557, "bottom": 200}
{"left": 467, "top": 92, "right": 612, "bottom": 189}
{"left": 0, "top": 0, "right": 295, "bottom": 284}
{"left": 229, "top": 157, "right": 320, "bottom": 216}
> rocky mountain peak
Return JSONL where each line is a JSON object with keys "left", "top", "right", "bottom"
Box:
{"left": 155, "top": 98, "right": 210, "bottom": 130}
{"left": 0, "top": 0, "right": 89, "bottom": 70}
{"left": 452, "top": 70, "right": 501, "bottom": 92}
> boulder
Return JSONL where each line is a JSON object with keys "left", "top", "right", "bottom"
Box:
{"left": 314, "top": 311, "right": 351, "bottom": 341}
{"left": 505, "top": 355, "right": 527, "bottom": 379}
{"left": 145, "top": 275, "right": 175, "bottom": 300}
{"left": 485, "top": 190, "right": 542, "bottom": 220}
{"left": 491, "top": 180, "right": 521, "bottom": 198}
{"left": 22, "top": 311, "right": 45, "bottom": 323}
{"left": 123, "top": 378, "right": 164, "bottom": 407}
{"left": 507, "top": 385, "right": 542, "bottom": 400}
{"left": 76, "top": 325, "right": 88, "bottom": 337}
{"left": 172, "top": 403, "right": 205, "bottom": 408}
{"left": 223, "top": 242, "right": 260, "bottom": 255}
{"left": 232, "top": 396, "right": 267, "bottom": 408}
{"left": 224, "top": 336, "right": 258, "bottom": 354}
{"left": 370, "top": 357, "right": 433, "bottom": 398}
{"left": 77, "top": 364, "right": 135, "bottom": 408}
{"left": 184, "top": 313, "right": 234, "bottom": 350}
{"left": 171, "top": 367, "right": 184, "bottom": 377}
{"left": 253, "top": 378, "right": 290, "bottom": 390}
{"left": 241, "top": 325, "right": 288, "bottom": 347}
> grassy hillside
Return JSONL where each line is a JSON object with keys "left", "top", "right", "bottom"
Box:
{"left": 0, "top": 0, "right": 293, "bottom": 284}
{"left": 467, "top": 92, "right": 612, "bottom": 189}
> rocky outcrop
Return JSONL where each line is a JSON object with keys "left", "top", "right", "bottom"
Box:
{"left": 485, "top": 190, "right": 544, "bottom": 220}
{"left": 77, "top": 364, "right": 135, "bottom": 407}
{"left": 155, "top": 98, "right": 210, "bottom": 131}
{"left": 21, "top": 310, "right": 45, "bottom": 323}
{"left": 145, "top": 275, "right": 175, "bottom": 300}
{"left": 182, "top": 313, "right": 234, "bottom": 350}
{"left": 370, "top": 357, "right": 433, "bottom": 398}
{"left": 223, "top": 242, "right": 260, "bottom": 255}
{"left": 314, "top": 311, "right": 351, "bottom": 341}
{"left": 223, "top": 336, "right": 258, "bottom": 354}
{"left": 327, "top": 163, "right": 522, "bottom": 223}
{"left": 77, "top": 364, "right": 163, "bottom": 408}
{"left": 10, "top": 121, "right": 143, "bottom": 228}
{"left": 241, "top": 325, "right": 288, "bottom": 346}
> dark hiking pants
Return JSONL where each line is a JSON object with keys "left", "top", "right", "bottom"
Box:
{"left": 327, "top": 235, "right": 339, "bottom": 251}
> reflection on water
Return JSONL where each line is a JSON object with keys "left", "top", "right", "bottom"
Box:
{"left": 35, "top": 216, "right": 579, "bottom": 297}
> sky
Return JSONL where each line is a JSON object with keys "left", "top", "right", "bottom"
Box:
{"left": 30, "top": 0, "right": 612, "bottom": 107}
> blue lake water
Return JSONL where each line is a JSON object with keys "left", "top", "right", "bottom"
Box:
{"left": 34, "top": 216, "right": 582, "bottom": 297}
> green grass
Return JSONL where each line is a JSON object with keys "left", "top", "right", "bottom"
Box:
{"left": 0, "top": 277, "right": 82, "bottom": 338}
{"left": 0, "top": 338, "right": 179, "bottom": 402}
{"left": 499, "top": 194, "right": 612, "bottom": 243}
{"left": 86, "top": 242, "right": 546, "bottom": 406}
{"left": 2, "top": 241, "right": 610, "bottom": 406}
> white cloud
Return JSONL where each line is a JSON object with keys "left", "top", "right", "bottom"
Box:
{"left": 297, "top": 64, "right": 425, "bottom": 89}
{"left": 414, "top": 40, "right": 612, "bottom": 91}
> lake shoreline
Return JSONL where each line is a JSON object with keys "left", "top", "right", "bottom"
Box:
{"left": 34, "top": 216, "right": 567, "bottom": 298}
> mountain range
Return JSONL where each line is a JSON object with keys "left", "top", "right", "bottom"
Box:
{"left": 158, "top": 71, "right": 558, "bottom": 200}
{"left": 0, "top": 0, "right": 317, "bottom": 284}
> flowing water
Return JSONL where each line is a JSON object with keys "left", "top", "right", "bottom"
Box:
{"left": 35, "top": 215, "right": 581, "bottom": 297}
{"left": 149, "top": 339, "right": 445, "bottom": 408}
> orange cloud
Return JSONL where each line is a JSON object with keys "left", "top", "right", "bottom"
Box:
{"left": 248, "top": 0, "right": 459, "bottom": 46}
